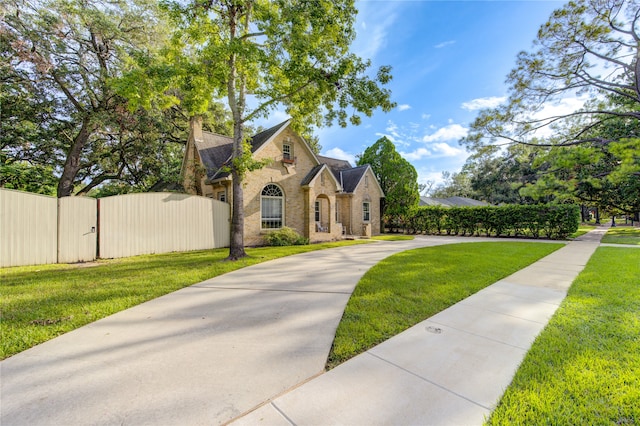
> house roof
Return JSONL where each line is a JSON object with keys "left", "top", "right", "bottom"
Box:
{"left": 446, "top": 196, "right": 489, "bottom": 207}
{"left": 317, "top": 155, "right": 352, "bottom": 168}
{"left": 196, "top": 132, "right": 233, "bottom": 180}
{"left": 419, "top": 196, "right": 489, "bottom": 207}
{"left": 250, "top": 120, "right": 291, "bottom": 153}
{"left": 300, "top": 164, "right": 324, "bottom": 186}
{"left": 419, "top": 197, "right": 451, "bottom": 207}
{"left": 191, "top": 120, "right": 383, "bottom": 196}
{"left": 339, "top": 165, "right": 368, "bottom": 193}
{"left": 197, "top": 120, "right": 291, "bottom": 181}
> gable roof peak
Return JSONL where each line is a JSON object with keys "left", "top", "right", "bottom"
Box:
{"left": 250, "top": 119, "right": 291, "bottom": 152}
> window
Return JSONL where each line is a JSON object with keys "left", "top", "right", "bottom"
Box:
{"left": 283, "top": 143, "right": 292, "bottom": 160}
{"left": 363, "top": 202, "right": 370, "bottom": 222}
{"left": 315, "top": 201, "right": 321, "bottom": 222}
{"left": 261, "top": 184, "right": 284, "bottom": 229}
{"left": 217, "top": 190, "right": 226, "bottom": 202}
{"left": 365, "top": 175, "right": 369, "bottom": 188}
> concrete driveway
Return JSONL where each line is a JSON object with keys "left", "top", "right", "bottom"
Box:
{"left": 1, "top": 237, "right": 459, "bottom": 426}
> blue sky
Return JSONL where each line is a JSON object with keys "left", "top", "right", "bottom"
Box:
{"left": 261, "top": 0, "right": 566, "bottom": 188}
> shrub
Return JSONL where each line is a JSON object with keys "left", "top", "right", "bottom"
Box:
{"left": 264, "top": 227, "right": 309, "bottom": 246}
{"left": 404, "top": 204, "right": 579, "bottom": 239}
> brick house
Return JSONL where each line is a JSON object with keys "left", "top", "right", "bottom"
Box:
{"left": 181, "top": 118, "right": 384, "bottom": 246}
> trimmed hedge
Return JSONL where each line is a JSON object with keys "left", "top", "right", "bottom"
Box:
{"left": 405, "top": 204, "right": 580, "bottom": 239}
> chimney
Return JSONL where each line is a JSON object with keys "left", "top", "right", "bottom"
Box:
{"left": 189, "top": 115, "right": 204, "bottom": 142}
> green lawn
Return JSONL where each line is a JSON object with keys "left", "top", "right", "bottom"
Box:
{"left": 486, "top": 247, "right": 640, "bottom": 425}
{"left": 326, "top": 242, "right": 563, "bottom": 369}
{"left": 0, "top": 240, "right": 369, "bottom": 360}
{"left": 371, "top": 235, "right": 415, "bottom": 241}
{"left": 569, "top": 224, "right": 597, "bottom": 239}
{"left": 601, "top": 226, "right": 640, "bottom": 245}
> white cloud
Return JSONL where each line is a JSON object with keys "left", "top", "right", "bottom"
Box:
{"left": 375, "top": 132, "right": 395, "bottom": 142}
{"left": 374, "top": 132, "right": 394, "bottom": 142}
{"left": 421, "top": 113, "right": 431, "bottom": 120}
{"left": 422, "top": 124, "right": 469, "bottom": 143}
{"left": 400, "top": 142, "right": 465, "bottom": 161}
{"left": 400, "top": 147, "right": 431, "bottom": 161}
{"left": 398, "top": 104, "right": 411, "bottom": 111}
{"left": 323, "top": 147, "right": 356, "bottom": 165}
{"left": 434, "top": 40, "right": 456, "bottom": 49}
{"left": 524, "top": 95, "right": 590, "bottom": 138}
{"left": 432, "top": 142, "right": 465, "bottom": 157}
{"left": 386, "top": 121, "right": 400, "bottom": 137}
{"left": 417, "top": 170, "right": 448, "bottom": 186}
{"left": 375, "top": 120, "right": 412, "bottom": 146}
{"left": 532, "top": 96, "right": 588, "bottom": 119}
{"left": 461, "top": 96, "right": 507, "bottom": 111}
{"left": 352, "top": 2, "right": 399, "bottom": 60}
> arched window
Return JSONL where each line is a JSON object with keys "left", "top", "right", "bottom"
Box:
{"left": 261, "top": 184, "right": 284, "bottom": 229}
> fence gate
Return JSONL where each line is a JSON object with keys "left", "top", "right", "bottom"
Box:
{"left": 58, "top": 197, "right": 97, "bottom": 263}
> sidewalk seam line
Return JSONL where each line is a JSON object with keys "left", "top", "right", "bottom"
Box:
{"left": 456, "top": 301, "right": 551, "bottom": 325}
{"left": 366, "top": 352, "right": 492, "bottom": 411}
{"left": 479, "top": 288, "right": 563, "bottom": 306}
{"left": 425, "top": 319, "right": 535, "bottom": 350}
{"left": 271, "top": 402, "right": 297, "bottom": 426}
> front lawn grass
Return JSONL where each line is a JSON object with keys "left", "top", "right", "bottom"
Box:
{"left": 326, "top": 242, "right": 563, "bottom": 369}
{"left": 486, "top": 247, "right": 640, "bottom": 425}
{"left": 569, "top": 224, "right": 596, "bottom": 239}
{"left": 0, "top": 240, "right": 370, "bottom": 360}
{"left": 601, "top": 226, "right": 640, "bottom": 245}
{"left": 371, "top": 235, "right": 414, "bottom": 241}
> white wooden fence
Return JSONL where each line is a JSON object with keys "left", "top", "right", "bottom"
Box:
{"left": 0, "top": 189, "right": 230, "bottom": 267}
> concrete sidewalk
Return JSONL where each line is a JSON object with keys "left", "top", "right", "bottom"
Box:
{"left": 232, "top": 227, "right": 607, "bottom": 425}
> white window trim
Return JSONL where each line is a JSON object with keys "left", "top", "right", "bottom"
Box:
{"left": 283, "top": 142, "right": 292, "bottom": 160}
{"left": 261, "top": 184, "right": 285, "bottom": 229}
{"left": 363, "top": 201, "right": 371, "bottom": 222}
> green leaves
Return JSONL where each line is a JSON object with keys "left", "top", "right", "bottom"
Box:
{"left": 455, "top": 0, "right": 639, "bottom": 215}
{"left": 357, "top": 137, "right": 420, "bottom": 228}
{"left": 406, "top": 205, "right": 580, "bottom": 239}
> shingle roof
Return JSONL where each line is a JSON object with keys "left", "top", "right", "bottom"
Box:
{"left": 300, "top": 164, "right": 324, "bottom": 186}
{"left": 193, "top": 122, "right": 382, "bottom": 196}
{"left": 250, "top": 120, "right": 290, "bottom": 152}
{"left": 419, "top": 197, "right": 451, "bottom": 207}
{"left": 196, "top": 132, "right": 233, "bottom": 180}
{"left": 317, "top": 155, "right": 355, "bottom": 184}
{"left": 446, "top": 196, "right": 489, "bottom": 207}
{"left": 339, "top": 165, "right": 368, "bottom": 193}
{"left": 196, "top": 121, "right": 290, "bottom": 180}
{"left": 317, "top": 155, "right": 352, "bottom": 178}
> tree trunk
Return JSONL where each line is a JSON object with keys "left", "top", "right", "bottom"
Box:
{"left": 227, "top": 108, "right": 247, "bottom": 260}
{"left": 57, "top": 117, "right": 93, "bottom": 197}
{"left": 225, "top": 4, "right": 248, "bottom": 260}
{"left": 228, "top": 167, "right": 246, "bottom": 260}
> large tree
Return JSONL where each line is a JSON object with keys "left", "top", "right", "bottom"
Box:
{"left": 430, "top": 170, "right": 473, "bottom": 199}
{"left": 464, "top": 0, "right": 639, "bottom": 151}
{"left": 459, "top": 0, "right": 639, "bottom": 213}
{"left": 1, "top": 0, "right": 176, "bottom": 196}
{"left": 145, "top": 0, "right": 395, "bottom": 259}
{"left": 357, "top": 136, "right": 419, "bottom": 230}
